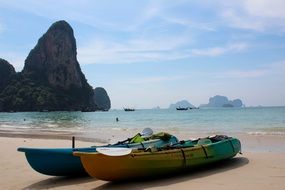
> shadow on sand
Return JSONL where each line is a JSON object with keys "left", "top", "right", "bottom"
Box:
{"left": 22, "top": 175, "right": 95, "bottom": 190}
{"left": 22, "top": 157, "right": 248, "bottom": 190}
{"left": 93, "top": 157, "right": 249, "bottom": 190}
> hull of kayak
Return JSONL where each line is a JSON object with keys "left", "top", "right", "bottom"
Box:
{"left": 18, "top": 136, "right": 178, "bottom": 176}
{"left": 74, "top": 138, "right": 241, "bottom": 181}
{"left": 17, "top": 147, "right": 96, "bottom": 176}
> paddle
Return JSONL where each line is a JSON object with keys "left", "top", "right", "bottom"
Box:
{"left": 96, "top": 147, "right": 132, "bottom": 156}
{"left": 96, "top": 141, "right": 193, "bottom": 157}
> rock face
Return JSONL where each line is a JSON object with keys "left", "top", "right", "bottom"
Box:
{"left": 23, "top": 20, "right": 84, "bottom": 89}
{"left": 208, "top": 95, "right": 229, "bottom": 107}
{"left": 0, "top": 58, "right": 15, "bottom": 91}
{"left": 200, "top": 95, "right": 243, "bottom": 108}
{"left": 93, "top": 87, "right": 111, "bottom": 111}
{"left": 0, "top": 20, "right": 105, "bottom": 112}
{"left": 0, "top": 58, "right": 16, "bottom": 111}
{"left": 169, "top": 100, "right": 195, "bottom": 109}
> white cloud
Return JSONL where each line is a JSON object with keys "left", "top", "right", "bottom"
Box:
{"left": 78, "top": 35, "right": 192, "bottom": 64}
{"left": 2, "top": 0, "right": 285, "bottom": 33}
{"left": 162, "top": 16, "right": 216, "bottom": 31}
{"left": 220, "top": 0, "right": 285, "bottom": 32}
{"left": 125, "top": 75, "right": 187, "bottom": 85}
{"left": 244, "top": 0, "right": 285, "bottom": 19}
{"left": 222, "top": 9, "right": 265, "bottom": 31}
{"left": 0, "top": 0, "right": 153, "bottom": 32}
{"left": 191, "top": 43, "right": 248, "bottom": 57}
{"left": 215, "top": 60, "right": 285, "bottom": 79}
{"left": 152, "top": 0, "right": 285, "bottom": 33}
{"left": 78, "top": 39, "right": 250, "bottom": 64}
{"left": 191, "top": 47, "right": 226, "bottom": 57}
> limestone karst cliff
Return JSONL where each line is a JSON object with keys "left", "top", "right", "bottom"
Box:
{"left": 0, "top": 58, "right": 15, "bottom": 92}
{"left": 93, "top": 87, "right": 111, "bottom": 111}
{"left": 0, "top": 21, "right": 110, "bottom": 112}
{"left": 200, "top": 95, "right": 243, "bottom": 108}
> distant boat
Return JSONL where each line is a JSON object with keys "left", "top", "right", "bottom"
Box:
{"left": 176, "top": 107, "right": 189, "bottom": 111}
{"left": 124, "top": 108, "right": 135, "bottom": 111}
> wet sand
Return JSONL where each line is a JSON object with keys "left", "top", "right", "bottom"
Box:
{"left": 1, "top": 135, "right": 285, "bottom": 190}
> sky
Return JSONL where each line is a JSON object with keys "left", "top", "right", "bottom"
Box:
{"left": 0, "top": 0, "right": 285, "bottom": 108}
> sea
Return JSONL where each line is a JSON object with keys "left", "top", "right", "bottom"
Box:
{"left": 0, "top": 107, "right": 284, "bottom": 141}
{"left": 0, "top": 109, "right": 283, "bottom": 186}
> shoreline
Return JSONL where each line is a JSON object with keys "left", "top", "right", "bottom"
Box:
{"left": 1, "top": 128, "right": 285, "bottom": 153}
{"left": 1, "top": 136, "right": 284, "bottom": 190}
{"left": 0, "top": 129, "right": 107, "bottom": 143}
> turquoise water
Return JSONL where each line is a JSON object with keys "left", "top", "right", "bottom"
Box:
{"left": 0, "top": 107, "right": 284, "bottom": 138}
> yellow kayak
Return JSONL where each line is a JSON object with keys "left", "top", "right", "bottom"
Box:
{"left": 74, "top": 135, "right": 241, "bottom": 181}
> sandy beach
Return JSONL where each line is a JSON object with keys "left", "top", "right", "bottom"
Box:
{"left": 1, "top": 135, "right": 285, "bottom": 190}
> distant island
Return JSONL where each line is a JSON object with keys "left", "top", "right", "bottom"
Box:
{"left": 152, "top": 106, "right": 161, "bottom": 110}
{"left": 200, "top": 95, "right": 243, "bottom": 108}
{"left": 93, "top": 87, "right": 111, "bottom": 111}
{"left": 0, "top": 20, "right": 110, "bottom": 112}
{"left": 169, "top": 100, "right": 196, "bottom": 109}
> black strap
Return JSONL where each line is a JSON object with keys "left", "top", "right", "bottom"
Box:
{"left": 114, "top": 138, "right": 131, "bottom": 145}
{"left": 140, "top": 142, "right": 145, "bottom": 149}
{"left": 201, "top": 145, "right": 208, "bottom": 159}
{"left": 180, "top": 149, "right": 186, "bottom": 168}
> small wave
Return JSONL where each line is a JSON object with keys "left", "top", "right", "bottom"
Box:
{"left": 0, "top": 124, "right": 32, "bottom": 129}
{"left": 247, "top": 131, "right": 285, "bottom": 136}
{"left": 0, "top": 124, "right": 17, "bottom": 128}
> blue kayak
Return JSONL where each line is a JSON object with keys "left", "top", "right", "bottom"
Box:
{"left": 18, "top": 133, "right": 178, "bottom": 176}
